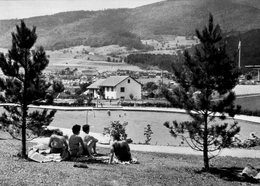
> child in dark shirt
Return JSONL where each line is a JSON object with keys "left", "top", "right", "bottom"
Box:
{"left": 68, "top": 124, "right": 84, "bottom": 157}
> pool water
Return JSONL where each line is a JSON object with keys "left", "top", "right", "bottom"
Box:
{"left": 49, "top": 110, "right": 260, "bottom": 146}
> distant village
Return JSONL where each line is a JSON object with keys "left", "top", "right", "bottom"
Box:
{"left": 38, "top": 35, "right": 200, "bottom": 102}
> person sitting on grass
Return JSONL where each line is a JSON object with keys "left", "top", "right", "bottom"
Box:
{"left": 109, "top": 132, "right": 133, "bottom": 164}
{"left": 241, "top": 164, "right": 260, "bottom": 181}
{"left": 82, "top": 124, "right": 98, "bottom": 157}
{"left": 48, "top": 131, "right": 68, "bottom": 154}
{"left": 69, "top": 124, "right": 85, "bottom": 157}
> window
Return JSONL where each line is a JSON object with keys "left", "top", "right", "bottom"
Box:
{"left": 111, "top": 87, "right": 114, "bottom": 91}
{"left": 107, "top": 87, "right": 109, "bottom": 92}
{"left": 128, "top": 79, "right": 130, "bottom": 83}
{"left": 120, "top": 87, "right": 125, "bottom": 92}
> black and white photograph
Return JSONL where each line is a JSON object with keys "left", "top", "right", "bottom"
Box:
{"left": 0, "top": 0, "right": 260, "bottom": 185}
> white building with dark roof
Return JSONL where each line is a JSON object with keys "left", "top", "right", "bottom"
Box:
{"left": 86, "top": 76, "right": 142, "bottom": 100}
{"left": 86, "top": 79, "right": 105, "bottom": 98}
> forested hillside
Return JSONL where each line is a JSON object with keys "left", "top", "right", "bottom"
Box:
{"left": 125, "top": 53, "right": 181, "bottom": 72}
{"left": 0, "top": 0, "right": 259, "bottom": 51}
{"left": 125, "top": 29, "right": 260, "bottom": 70}
{"left": 226, "top": 29, "right": 260, "bottom": 66}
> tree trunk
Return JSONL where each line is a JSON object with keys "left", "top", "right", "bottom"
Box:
{"left": 21, "top": 50, "right": 28, "bottom": 158}
{"left": 203, "top": 114, "right": 209, "bottom": 171}
{"left": 21, "top": 76, "right": 28, "bottom": 158}
{"left": 21, "top": 103, "right": 27, "bottom": 158}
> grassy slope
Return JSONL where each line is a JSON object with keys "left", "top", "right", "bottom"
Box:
{"left": 0, "top": 0, "right": 259, "bottom": 49}
{"left": 0, "top": 139, "right": 260, "bottom": 185}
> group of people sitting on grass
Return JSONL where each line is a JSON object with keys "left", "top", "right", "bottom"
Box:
{"left": 48, "top": 124, "right": 134, "bottom": 164}
{"left": 231, "top": 132, "right": 260, "bottom": 148}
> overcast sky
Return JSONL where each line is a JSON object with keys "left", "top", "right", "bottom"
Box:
{"left": 0, "top": 0, "right": 164, "bottom": 20}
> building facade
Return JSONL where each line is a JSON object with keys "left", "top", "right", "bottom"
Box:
{"left": 86, "top": 76, "right": 142, "bottom": 100}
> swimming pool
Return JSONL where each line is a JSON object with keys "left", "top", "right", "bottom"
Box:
{"left": 49, "top": 109, "right": 260, "bottom": 146}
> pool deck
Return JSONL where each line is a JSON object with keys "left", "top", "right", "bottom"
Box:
{"left": 100, "top": 144, "right": 260, "bottom": 159}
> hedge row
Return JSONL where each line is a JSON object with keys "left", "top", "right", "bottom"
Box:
{"left": 53, "top": 102, "right": 96, "bottom": 107}
{"left": 38, "top": 102, "right": 96, "bottom": 107}
{"left": 121, "top": 102, "right": 172, "bottom": 108}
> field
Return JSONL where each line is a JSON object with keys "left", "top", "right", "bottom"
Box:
{"left": 0, "top": 139, "right": 259, "bottom": 186}
{"left": 45, "top": 59, "right": 142, "bottom": 73}
{"left": 0, "top": 46, "right": 143, "bottom": 74}
{"left": 45, "top": 45, "right": 142, "bottom": 73}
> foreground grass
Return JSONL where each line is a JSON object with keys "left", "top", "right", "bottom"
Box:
{"left": 0, "top": 139, "right": 260, "bottom": 186}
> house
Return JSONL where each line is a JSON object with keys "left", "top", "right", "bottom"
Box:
{"left": 86, "top": 76, "right": 142, "bottom": 100}
{"left": 85, "top": 79, "right": 106, "bottom": 98}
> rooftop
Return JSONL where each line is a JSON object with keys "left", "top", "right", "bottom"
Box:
{"left": 87, "top": 79, "right": 105, "bottom": 89}
{"left": 87, "top": 76, "right": 141, "bottom": 89}
{"left": 101, "top": 76, "right": 129, "bottom": 87}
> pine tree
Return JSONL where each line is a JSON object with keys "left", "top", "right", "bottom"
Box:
{"left": 0, "top": 21, "right": 60, "bottom": 158}
{"left": 163, "top": 14, "right": 241, "bottom": 171}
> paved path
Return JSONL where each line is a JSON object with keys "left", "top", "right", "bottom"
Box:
{"left": 98, "top": 144, "right": 260, "bottom": 159}
{"left": 127, "top": 144, "right": 260, "bottom": 159}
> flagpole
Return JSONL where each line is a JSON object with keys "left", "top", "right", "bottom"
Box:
{"left": 238, "top": 40, "right": 241, "bottom": 68}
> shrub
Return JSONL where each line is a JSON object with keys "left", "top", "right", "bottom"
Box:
{"left": 40, "top": 128, "right": 63, "bottom": 137}
{"left": 103, "top": 121, "right": 128, "bottom": 140}
{"left": 0, "top": 107, "right": 56, "bottom": 140}
{"left": 144, "top": 124, "right": 153, "bottom": 144}
{"left": 74, "top": 96, "right": 85, "bottom": 106}
{"left": 121, "top": 102, "right": 171, "bottom": 107}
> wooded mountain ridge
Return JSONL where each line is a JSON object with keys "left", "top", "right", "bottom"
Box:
{"left": 0, "top": 0, "right": 259, "bottom": 50}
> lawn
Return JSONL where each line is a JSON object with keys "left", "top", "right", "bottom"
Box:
{"left": 0, "top": 137, "right": 259, "bottom": 186}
